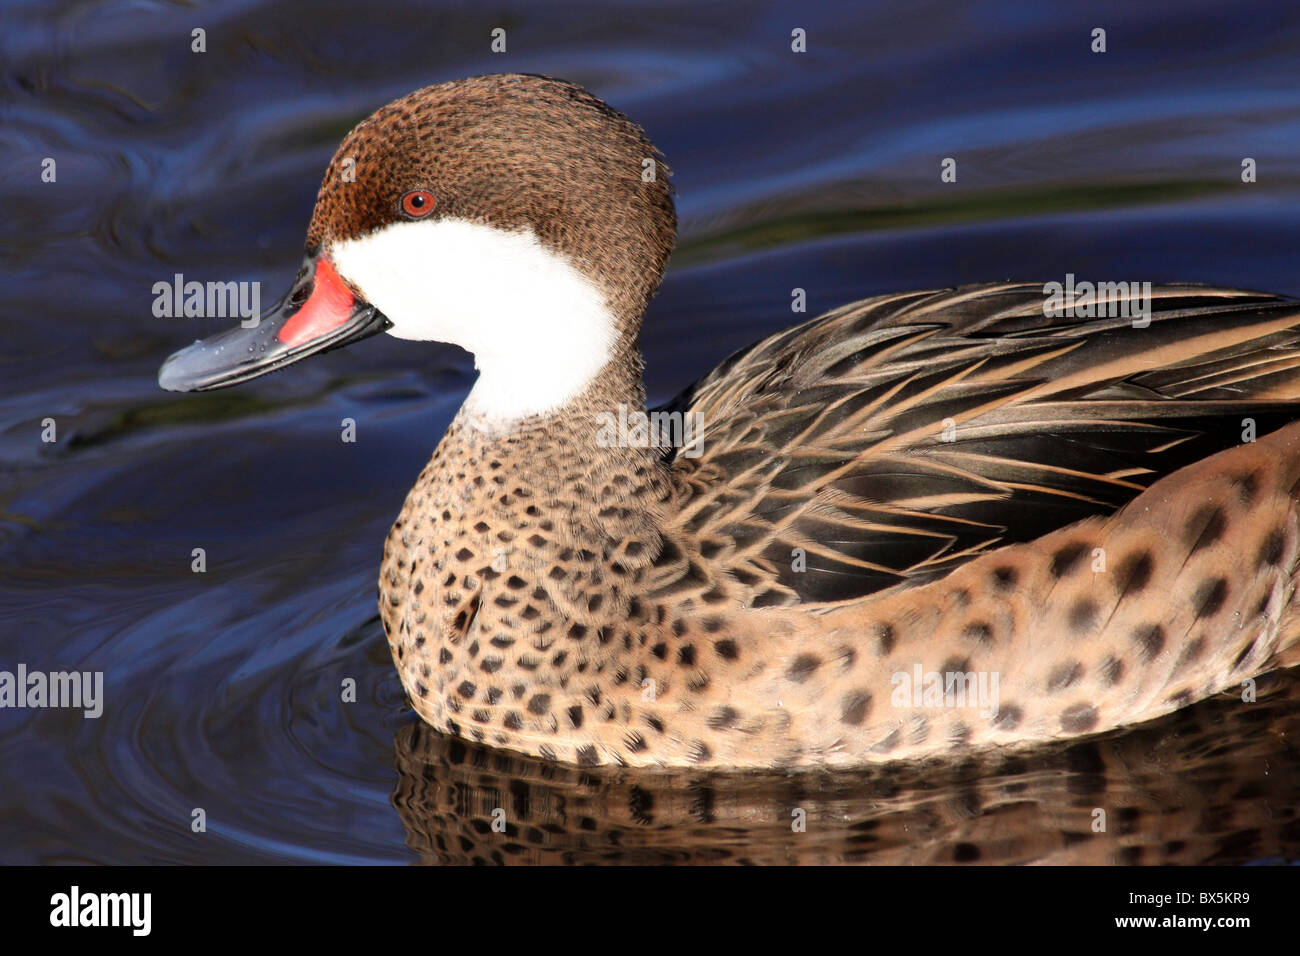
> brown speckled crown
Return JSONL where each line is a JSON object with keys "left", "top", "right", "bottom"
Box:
{"left": 307, "top": 73, "right": 676, "bottom": 347}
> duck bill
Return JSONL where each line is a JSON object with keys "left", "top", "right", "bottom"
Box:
{"left": 157, "top": 256, "right": 390, "bottom": 392}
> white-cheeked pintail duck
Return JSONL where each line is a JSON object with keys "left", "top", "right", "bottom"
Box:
{"left": 161, "top": 73, "right": 1300, "bottom": 769}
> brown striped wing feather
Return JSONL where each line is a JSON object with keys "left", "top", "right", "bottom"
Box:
{"left": 656, "top": 282, "right": 1300, "bottom": 605}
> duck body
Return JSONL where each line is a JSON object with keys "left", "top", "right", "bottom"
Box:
{"left": 381, "top": 282, "right": 1300, "bottom": 768}
{"left": 159, "top": 74, "right": 1300, "bottom": 769}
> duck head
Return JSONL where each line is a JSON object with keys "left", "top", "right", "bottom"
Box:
{"left": 158, "top": 73, "right": 677, "bottom": 421}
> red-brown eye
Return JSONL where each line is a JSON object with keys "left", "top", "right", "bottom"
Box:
{"left": 400, "top": 190, "right": 435, "bottom": 218}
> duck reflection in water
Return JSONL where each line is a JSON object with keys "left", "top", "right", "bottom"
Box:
{"left": 390, "top": 669, "right": 1300, "bottom": 865}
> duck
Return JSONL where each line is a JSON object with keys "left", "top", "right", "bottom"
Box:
{"left": 159, "top": 73, "right": 1300, "bottom": 769}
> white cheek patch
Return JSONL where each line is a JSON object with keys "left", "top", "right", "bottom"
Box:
{"left": 330, "top": 218, "right": 617, "bottom": 423}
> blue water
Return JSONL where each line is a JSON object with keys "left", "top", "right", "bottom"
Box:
{"left": 2, "top": 0, "right": 1300, "bottom": 863}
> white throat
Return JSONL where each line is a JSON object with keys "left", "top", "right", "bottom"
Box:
{"left": 331, "top": 218, "right": 617, "bottom": 423}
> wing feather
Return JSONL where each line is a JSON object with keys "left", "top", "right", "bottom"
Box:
{"left": 656, "top": 282, "right": 1300, "bottom": 605}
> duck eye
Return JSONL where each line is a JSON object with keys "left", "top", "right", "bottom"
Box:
{"left": 400, "top": 190, "right": 435, "bottom": 219}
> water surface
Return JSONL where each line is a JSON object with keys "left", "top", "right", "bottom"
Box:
{"left": 2, "top": 0, "right": 1300, "bottom": 863}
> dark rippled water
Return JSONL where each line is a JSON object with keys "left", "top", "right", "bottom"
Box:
{"left": 3, "top": 0, "right": 1300, "bottom": 864}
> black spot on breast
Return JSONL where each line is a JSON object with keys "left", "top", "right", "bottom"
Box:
{"left": 990, "top": 565, "right": 1018, "bottom": 590}
{"left": 690, "top": 741, "right": 712, "bottom": 764}
{"left": 575, "top": 745, "right": 600, "bottom": 767}
{"left": 1115, "top": 551, "right": 1153, "bottom": 596}
{"left": 1068, "top": 598, "right": 1099, "bottom": 633}
{"left": 786, "top": 653, "right": 821, "bottom": 683}
{"left": 1258, "top": 529, "right": 1286, "bottom": 569}
{"left": 1047, "top": 662, "right": 1083, "bottom": 692}
{"left": 714, "top": 639, "right": 739, "bottom": 661}
{"left": 1050, "top": 542, "right": 1089, "bottom": 577}
{"left": 450, "top": 592, "right": 483, "bottom": 639}
{"left": 1100, "top": 656, "right": 1124, "bottom": 687}
{"left": 1193, "top": 577, "right": 1228, "bottom": 619}
{"left": 707, "top": 705, "right": 739, "bottom": 730}
{"left": 567, "top": 704, "right": 584, "bottom": 729}
{"left": 1133, "top": 623, "right": 1165, "bottom": 661}
{"left": 1060, "top": 703, "right": 1098, "bottom": 733}
{"left": 1232, "top": 637, "right": 1258, "bottom": 671}
{"left": 1185, "top": 505, "right": 1226, "bottom": 555}
{"left": 839, "top": 692, "right": 871, "bottom": 726}
{"left": 1231, "top": 471, "right": 1259, "bottom": 505}
{"left": 962, "top": 621, "right": 994, "bottom": 646}
{"left": 526, "top": 693, "right": 551, "bottom": 715}
{"left": 875, "top": 623, "right": 896, "bottom": 656}
{"left": 1174, "top": 636, "right": 1205, "bottom": 673}
{"left": 457, "top": 680, "right": 477, "bottom": 699}
{"left": 677, "top": 645, "right": 697, "bottom": 667}
{"left": 938, "top": 655, "right": 971, "bottom": 675}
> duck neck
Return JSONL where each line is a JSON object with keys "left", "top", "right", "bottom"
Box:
{"left": 455, "top": 248, "right": 649, "bottom": 427}
{"left": 453, "top": 352, "right": 672, "bottom": 581}
{"left": 383, "top": 348, "right": 679, "bottom": 755}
